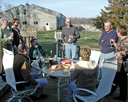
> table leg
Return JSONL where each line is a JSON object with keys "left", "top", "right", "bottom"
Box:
{"left": 57, "top": 77, "right": 61, "bottom": 102}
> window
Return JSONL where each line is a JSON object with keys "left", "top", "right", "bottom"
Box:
{"left": 23, "top": 9, "right": 26, "bottom": 15}
{"left": 16, "top": 10, "right": 20, "bottom": 15}
{"left": 23, "top": 21, "right": 27, "bottom": 25}
{"left": 34, "top": 21, "right": 38, "bottom": 25}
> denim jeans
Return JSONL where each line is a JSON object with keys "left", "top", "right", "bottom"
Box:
{"left": 98, "top": 52, "right": 115, "bottom": 79}
{"left": 26, "top": 72, "right": 48, "bottom": 97}
{"left": 65, "top": 42, "right": 78, "bottom": 60}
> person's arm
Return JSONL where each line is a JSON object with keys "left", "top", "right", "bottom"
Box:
{"left": 98, "top": 32, "right": 105, "bottom": 47}
{"left": 29, "top": 48, "right": 34, "bottom": 61}
{"left": 98, "top": 32, "right": 111, "bottom": 47}
{"left": 70, "top": 66, "right": 80, "bottom": 81}
{"left": 73, "top": 27, "right": 80, "bottom": 39}
{"left": 62, "top": 27, "right": 67, "bottom": 45}
{"left": 21, "top": 61, "right": 38, "bottom": 86}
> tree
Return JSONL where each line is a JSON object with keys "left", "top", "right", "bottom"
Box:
{"left": 93, "top": 0, "right": 128, "bottom": 30}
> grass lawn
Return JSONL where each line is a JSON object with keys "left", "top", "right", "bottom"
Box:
{"left": 37, "top": 30, "right": 102, "bottom": 55}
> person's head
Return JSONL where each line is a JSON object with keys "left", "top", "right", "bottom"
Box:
{"left": 30, "top": 38, "right": 37, "bottom": 47}
{"left": 65, "top": 18, "right": 71, "bottom": 27}
{"left": 80, "top": 46, "right": 91, "bottom": 61}
{"left": 12, "top": 18, "right": 20, "bottom": 28}
{"left": 104, "top": 20, "right": 113, "bottom": 32}
{"left": 18, "top": 42, "right": 29, "bottom": 56}
{"left": 117, "top": 25, "right": 127, "bottom": 37}
{"left": 1, "top": 19, "right": 8, "bottom": 29}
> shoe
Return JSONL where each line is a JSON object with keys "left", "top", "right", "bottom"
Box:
{"left": 113, "top": 96, "right": 126, "bottom": 101}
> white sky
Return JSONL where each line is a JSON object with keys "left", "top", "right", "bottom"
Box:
{"left": 1, "top": 0, "right": 109, "bottom": 18}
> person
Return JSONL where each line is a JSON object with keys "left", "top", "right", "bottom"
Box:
{"left": 67, "top": 46, "right": 98, "bottom": 102}
{"left": 13, "top": 42, "right": 48, "bottom": 99}
{"left": 12, "top": 18, "right": 24, "bottom": 54}
{"left": 62, "top": 18, "right": 80, "bottom": 60}
{"left": 0, "top": 19, "right": 13, "bottom": 78}
{"left": 98, "top": 20, "right": 118, "bottom": 79}
{"left": 109, "top": 25, "right": 128, "bottom": 101}
{"left": 29, "top": 38, "right": 45, "bottom": 62}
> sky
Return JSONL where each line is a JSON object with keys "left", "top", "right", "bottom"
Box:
{"left": 1, "top": 0, "right": 109, "bottom": 18}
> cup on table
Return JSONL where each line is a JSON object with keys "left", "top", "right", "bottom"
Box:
{"left": 45, "top": 60, "right": 49, "bottom": 66}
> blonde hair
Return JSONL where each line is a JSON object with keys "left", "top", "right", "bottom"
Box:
{"left": 80, "top": 46, "right": 91, "bottom": 61}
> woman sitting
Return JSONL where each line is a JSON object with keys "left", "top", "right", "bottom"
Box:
{"left": 67, "top": 46, "right": 98, "bottom": 102}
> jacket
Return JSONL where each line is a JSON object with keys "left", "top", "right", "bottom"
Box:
{"left": 71, "top": 60, "right": 98, "bottom": 91}
{"left": 13, "top": 54, "right": 38, "bottom": 90}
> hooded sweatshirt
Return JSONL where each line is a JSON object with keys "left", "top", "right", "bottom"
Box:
{"left": 71, "top": 60, "right": 98, "bottom": 91}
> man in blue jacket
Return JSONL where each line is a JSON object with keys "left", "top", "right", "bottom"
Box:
{"left": 98, "top": 20, "right": 118, "bottom": 79}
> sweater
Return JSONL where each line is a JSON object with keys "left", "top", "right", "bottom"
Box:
{"left": 98, "top": 30, "right": 118, "bottom": 53}
{"left": 62, "top": 25, "right": 80, "bottom": 43}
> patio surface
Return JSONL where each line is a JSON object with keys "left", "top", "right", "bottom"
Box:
{"left": 0, "top": 68, "right": 128, "bottom": 102}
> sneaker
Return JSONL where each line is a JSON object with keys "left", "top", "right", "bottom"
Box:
{"left": 113, "top": 96, "right": 126, "bottom": 101}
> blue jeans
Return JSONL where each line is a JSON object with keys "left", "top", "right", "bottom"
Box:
{"left": 65, "top": 43, "right": 78, "bottom": 60}
{"left": 67, "top": 82, "right": 91, "bottom": 102}
{"left": 26, "top": 72, "right": 48, "bottom": 97}
{"left": 98, "top": 52, "right": 115, "bottom": 79}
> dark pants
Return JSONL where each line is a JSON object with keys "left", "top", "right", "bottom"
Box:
{"left": 110, "top": 63, "right": 127, "bottom": 98}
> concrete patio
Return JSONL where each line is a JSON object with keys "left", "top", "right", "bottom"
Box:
{"left": 0, "top": 69, "right": 128, "bottom": 102}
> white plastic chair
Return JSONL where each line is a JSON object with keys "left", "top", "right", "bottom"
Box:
{"left": 73, "top": 56, "right": 117, "bottom": 102}
{"left": 2, "top": 48, "right": 37, "bottom": 102}
{"left": 90, "top": 50, "right": 101, "bottom": 67}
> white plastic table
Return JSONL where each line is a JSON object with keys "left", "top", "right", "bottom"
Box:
{"left": 31, "top": 63, "right": 70, "bottom": 102}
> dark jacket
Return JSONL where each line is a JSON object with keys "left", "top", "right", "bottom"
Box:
{"left": 12, "top": 28, "right": 23, "bottom": 47}
{"left": 13, "top": 54, "right": 38, "bottom": 90}
{"left": 71, "top": 61, "right": 97, "bottom": 91}
{"left": 29, "top": 46, "right": 45, "bottom": 61}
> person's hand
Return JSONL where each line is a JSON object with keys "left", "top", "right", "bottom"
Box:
{"left": 110, "top": 39, "right": 117, "bottom": 47}
{"left": 115, "top": 52, "right": 122, "bottom": 59}
{"left": 64, "top": 43, "right": 67, "bottom": 46}
{"left": 35, "top": 45, "right": 38, "bottom": 48}
{"left": 69, "top": 35, "right": 73, "bottom": 39}
{"left": 101, "top": 40, "right": 104, "bottom": 42}
{"left": 8, "top": 32, "right": 13, "bottom": 39}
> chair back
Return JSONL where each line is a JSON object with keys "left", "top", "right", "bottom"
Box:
{"left": 2, "top": 48, "right": 16, "bottom": 90}
{"left": 90, "top": 50, "right": 101, "bottom": 67}
{"left": 95, "top": 56, "right": 117, "bottom": 101}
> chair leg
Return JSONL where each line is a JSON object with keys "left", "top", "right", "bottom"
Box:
{"left": 18, "top": 99, "right": 22, "bottom": 102}
{"left": 5, "top": 96, "right": 15, "bottom": 102}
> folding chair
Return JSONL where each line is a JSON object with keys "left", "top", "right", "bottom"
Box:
{"left": 2, "top": 48, "right": 37, "bottom": 102}
{"left": 73, "top": 56, "right": 117, "bottom": 102}
{"left": 90, "top": 50, "right": 101, "bottom": 67}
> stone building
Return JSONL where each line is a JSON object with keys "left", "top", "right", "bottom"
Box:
{"left": 0, "top": 3, "right": 66, "bottom": 30}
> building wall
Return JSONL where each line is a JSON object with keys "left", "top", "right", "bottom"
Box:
{"left": 0, "top": 4, "right": 66, "bottom": 30}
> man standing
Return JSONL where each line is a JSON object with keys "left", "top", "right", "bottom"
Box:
{"left": 98, "top": 20, "right": 118, "bottom": 79}
{"left": 13, "top": 42, "right": 48, "bottom": 99}
{"left": 62, "top": 18, "right": 80, "bottom": 60}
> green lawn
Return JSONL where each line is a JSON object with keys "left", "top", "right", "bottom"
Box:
{"left": 37, "top": 30, "right": 102, "bottom": 55}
